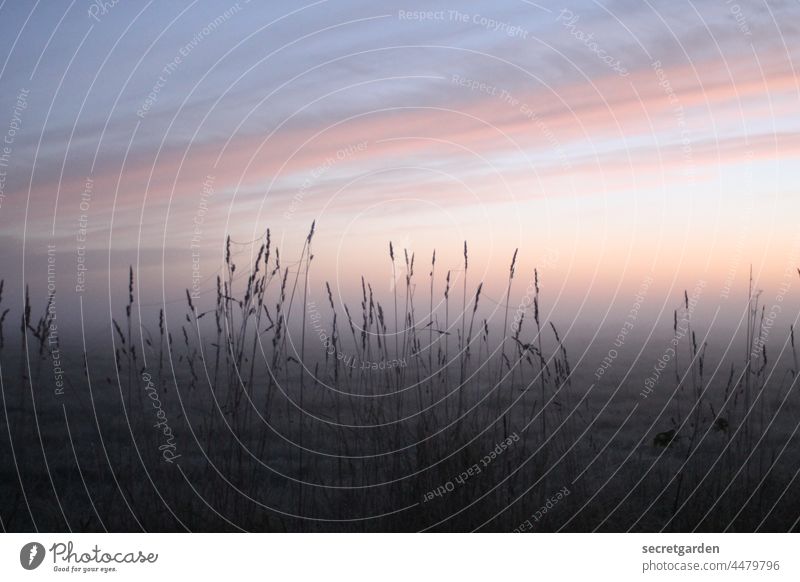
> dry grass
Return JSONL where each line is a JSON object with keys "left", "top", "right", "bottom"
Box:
{"left": 0, "top": 227, "right": 798, "bottom": 532}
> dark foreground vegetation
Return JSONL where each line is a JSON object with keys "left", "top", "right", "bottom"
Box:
{"left": 1, "top": 227, "right": 799, "bottom": 532}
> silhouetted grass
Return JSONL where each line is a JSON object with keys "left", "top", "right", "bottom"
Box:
{"left": 0, "top": 227, "right": 798, "bottom": 532}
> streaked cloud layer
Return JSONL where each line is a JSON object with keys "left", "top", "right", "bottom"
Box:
{"left": 1, "top": 0, "right": 798, "bottom": 317}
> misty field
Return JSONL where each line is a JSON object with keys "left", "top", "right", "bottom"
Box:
{"left": 1, "top": 227, "right": 799, "bottom": 532}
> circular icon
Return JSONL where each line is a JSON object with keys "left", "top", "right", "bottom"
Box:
{"left": 19, "top": 542, "right": 45, "bottom": 570}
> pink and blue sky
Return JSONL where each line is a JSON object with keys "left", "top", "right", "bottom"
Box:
{"left": 1, "top": 0, "right": 799, "bottom": 331}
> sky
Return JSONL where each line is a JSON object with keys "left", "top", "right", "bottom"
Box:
{"left": 0, "top": 0, "right": 799, "bottom": 337}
